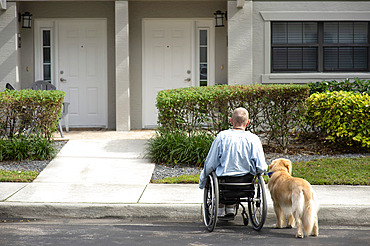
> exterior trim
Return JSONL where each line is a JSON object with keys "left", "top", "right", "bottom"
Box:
{"left": 260, "top": 11, "right": 370, "bottom": 21}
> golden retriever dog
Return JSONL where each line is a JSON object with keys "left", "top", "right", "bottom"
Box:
{"left": 268, "top": 158, "right": 319, "bottom": 238}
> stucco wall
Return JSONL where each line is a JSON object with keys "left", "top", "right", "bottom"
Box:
{"left": 129, "top": 1, "right": 227, "bottom": 129}
{"left": 18, "top": 1, "right": 116, "bottom": 129}
{"left": 249, "top": 1, "right": 370, "bottom": 84}
{"left": 0, "top": 2, "right": 19, "bottom": 90}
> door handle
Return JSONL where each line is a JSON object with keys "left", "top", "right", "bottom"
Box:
{"left": 184, "top": 78, "right": 191, "bottom": 82}
{"left": 60, "top": 78, "right": 67, "bottom": 82}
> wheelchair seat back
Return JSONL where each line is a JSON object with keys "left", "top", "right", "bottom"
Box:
{"left": 218, "top": 174, "right": 254, "bottom": 200}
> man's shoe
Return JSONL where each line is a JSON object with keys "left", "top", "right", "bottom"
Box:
{"left": 225, "top": 207, "right": 235, "bottom": 216}
{"left": 218, "top": 207, "right": 225, "bottom": 217}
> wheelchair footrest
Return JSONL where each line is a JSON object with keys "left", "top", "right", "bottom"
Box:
{"left": 218, "top": 214, "right": 235, "bottom": 221}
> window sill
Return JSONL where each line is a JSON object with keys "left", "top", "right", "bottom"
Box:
{"left": 261, "top": 73, "right": 370, "bottom": 84}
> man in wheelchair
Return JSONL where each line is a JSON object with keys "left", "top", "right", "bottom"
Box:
{"left": 199, "top": 107, "right": 268, "bottom": 218}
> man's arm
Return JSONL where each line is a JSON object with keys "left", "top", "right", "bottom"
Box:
{"left": 251, "top": 136, "right": 268, "bottom": 174}
{"left": 198, "top": 136, "right": 221, "bottom": 189}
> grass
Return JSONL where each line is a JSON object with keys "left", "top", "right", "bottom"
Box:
{"left": 152, "top": 156, "right": 370, "bottom": 185}
{"left": 152, "top": 173, "right": 201, "bottom": 184}
{"left": 0, "top": 170, "right": 39, "bottom": 182}
{"left": 292, "top": 156, "right": 369, "bottom": 185}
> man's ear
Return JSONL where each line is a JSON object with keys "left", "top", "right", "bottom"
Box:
{"left": 246, "top": 119, "right": 250, "bottom": 127}
{"left": 230, "top": 117, "right": 233, "bottom": 125}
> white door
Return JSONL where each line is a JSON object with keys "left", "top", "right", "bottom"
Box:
{"left": 58, "top": 20, "right": 107, "bottom": 127}
{"left": 143, "top": 20, "right": 194, "bottom": 128}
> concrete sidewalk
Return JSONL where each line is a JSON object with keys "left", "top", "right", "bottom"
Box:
{"left": 0, "top": 131, "right": 369, "bottom": 226}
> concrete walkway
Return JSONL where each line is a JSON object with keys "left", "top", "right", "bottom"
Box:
{"left": 0, "top": 131, "right": 369, "bottom": 226}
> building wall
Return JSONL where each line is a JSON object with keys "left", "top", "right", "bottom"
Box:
{"left": 227, "top": 0, "right": 253, "bottom": 85}
{"left": 0, "top": 2, "right": 19, "bottom": 90}
{"left": 17, "top": 1, "right": 116, "bottom": 128}
{"left": 129, "top": 1, "right": 228, "bottom": 129}
{"left": 247, "top": 1, "right": 370, "bottom": 84}
{"left": 227, "top": 0, "right": 370, "bottom": 85}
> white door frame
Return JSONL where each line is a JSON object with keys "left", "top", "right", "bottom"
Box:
{"left": 142, "top": 18, "right": 215, "bottom": 128}
{"left": 34, "top": 18, "right": 108, "bottom": 128}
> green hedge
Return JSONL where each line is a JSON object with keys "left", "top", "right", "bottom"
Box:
{"left": 0, "top": 89, "right": 65, "bottom": 139}
{"left": 156, "top": 84, "right": 309, "bottom": 152}
{"left": 308, "top": 78, "right": 370, "bottom": 95}
{"left": 306, "top": 91, "right": 370, "bottom": 148}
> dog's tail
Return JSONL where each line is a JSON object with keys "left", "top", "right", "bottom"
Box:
{"left": 302, "top": 187, "right": 319, "bottom": 235}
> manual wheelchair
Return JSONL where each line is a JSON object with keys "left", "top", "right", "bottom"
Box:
{"left": 202, "top": 171, "right": 267, "bottom": 232}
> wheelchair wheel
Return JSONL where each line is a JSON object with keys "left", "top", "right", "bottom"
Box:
{"left": 248, "top": 174, "right": 267, "bottom": 231}
{"left": 202, "top": 172, "right": 219, "bottom": 232}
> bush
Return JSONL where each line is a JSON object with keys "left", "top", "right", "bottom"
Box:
{"left": 146, "top": 130, "right": 214, "bottom": 166}
{"left": 0, "top": 135, "right": 56, "bottom": 161}
{"left": 156, "top": 84, "right": 309, "bottom": 152}
{"left": 308, "top": 78, "right": 370, "bottom": 95}
{"left": 0, "top": 89, "right": 65, "bottom": 139}
{"left": 306, "top": 91, "right": 370, "bottom": 148}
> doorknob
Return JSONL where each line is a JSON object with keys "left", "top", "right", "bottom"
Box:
{"left": 60, "top": 78, "right": 67, "bottom": 82}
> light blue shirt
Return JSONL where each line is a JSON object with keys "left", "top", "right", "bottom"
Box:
{"left": 199, "top": 129, "right": 267, "bottom": 189}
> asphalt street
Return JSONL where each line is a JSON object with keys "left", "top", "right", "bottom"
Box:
{"left": 1, "top": 218, "right": 369, "bottom": 246}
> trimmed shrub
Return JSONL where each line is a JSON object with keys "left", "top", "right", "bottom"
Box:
{"left": 156, "top": 84, "right": 309, "bottom": 152}
{"left": 306, "top": 91, "right": 370, "bottom": 148}
{"left": 308, "top": 78, "right": 370, "bottom": 95}
{"left": 0, "top": 89, "right": 65, "bottom": 139}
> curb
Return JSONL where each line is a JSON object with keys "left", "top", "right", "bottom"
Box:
{"left": 1, "top": 203, "right": 369, "bottom": 226}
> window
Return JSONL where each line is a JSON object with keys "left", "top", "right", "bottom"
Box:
{"left": 271, "top": 21, "right": 369, "bottom": 72}
{"left": 199, "top": 29, "right": 209, "bottom": 86}
{"left": 42, "top": 30, "right": 52, "bottom": 82}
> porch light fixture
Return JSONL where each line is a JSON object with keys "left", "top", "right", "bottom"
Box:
{"left": 21, "top": 12, "right": 32, "bottom": 29}
{"left": 214, "top": 10, "right": 225, "bottom": 27}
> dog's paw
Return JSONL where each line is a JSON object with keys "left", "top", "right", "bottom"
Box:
{"left": 311, "top": 231, "right": 319, "bottom": 237}
{"left": 296, "top": 233, "right": 304, "bottom": 239}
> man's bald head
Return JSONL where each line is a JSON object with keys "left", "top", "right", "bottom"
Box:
{"left": 231, "top": 107, "right": 249, "bottom": 126}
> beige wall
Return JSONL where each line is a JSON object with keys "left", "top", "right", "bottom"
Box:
{"left": 129, "top": 1, "right": 228, "bottom": 129}
{"left": 18, "top": 1, "right": 116, "bottom": 128}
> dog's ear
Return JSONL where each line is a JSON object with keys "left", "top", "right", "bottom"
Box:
{"left": 269, "top": 160, "right": 276, "bottom": 171}
{"left": 284, "top": 160, "right": 292, "bottom": 175}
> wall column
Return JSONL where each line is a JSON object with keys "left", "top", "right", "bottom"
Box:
{"left": 227, "top": 0, "right": 253, "bottom": 85}
{"left": 115, "top": 0, "right": 130, "bottom": 130}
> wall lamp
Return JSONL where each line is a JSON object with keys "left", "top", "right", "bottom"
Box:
{"left": 19, "top": 12, "right": 32, "bottom": 29}
{"left": 214, "top": 10, "right": 227, "bottom": 27}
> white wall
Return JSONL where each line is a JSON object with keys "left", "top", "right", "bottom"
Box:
{"left": 228, "top": 1, "right": 370, "bottom": 84}
{"left": 253, "top": 1, "right": 370, "bottom": 84}
{"left": 0, "top": 2, "right": 20, "bottom": 90}
{"left": 227, "top": 0, "right": 253, "bottom": 85}
{"left": 17, "top": 1, "right": 116, "bottom": 129}
{"left": 129, "top": 1, "right": 227, "bottom": 129}
{"left": 115, "top": 0, "right": 130, "bottom": 131}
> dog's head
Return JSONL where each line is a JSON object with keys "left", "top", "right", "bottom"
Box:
{"left": 269, "top": 158, "right": 292, "bottom": 175}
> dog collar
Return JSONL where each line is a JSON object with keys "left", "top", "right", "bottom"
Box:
{"left": 267, "top": 172, "right": 274, "bottom": 178}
